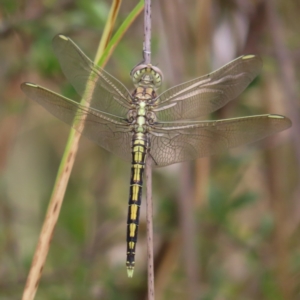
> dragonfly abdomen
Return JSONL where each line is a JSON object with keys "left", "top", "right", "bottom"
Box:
{"left": 126, "top": 133, "right": 149, "bottom": 277}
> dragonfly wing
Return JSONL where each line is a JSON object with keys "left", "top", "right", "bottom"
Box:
{"left": 52, "top": 35, "right": 132, "bottom": 118}
{"left": 154, "top": 55, "right": 262, "bottom": 121}
{"left": 150, "top": 115, "right": 291, "bottom": 167}
{"left": 21, "top": 83, "right": 132, "bottom": 162}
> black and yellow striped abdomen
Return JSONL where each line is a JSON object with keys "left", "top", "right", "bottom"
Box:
{"left": 126, "top": 133, "right": 149, "bottom": 277}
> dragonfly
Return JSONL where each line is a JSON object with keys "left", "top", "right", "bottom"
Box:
{"left": 21, "top": 34, "right": 291, "bottom": 277}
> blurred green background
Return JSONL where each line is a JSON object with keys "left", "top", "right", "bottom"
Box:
{"left": 0, "top": 0, "right": 299, "bottom": 299}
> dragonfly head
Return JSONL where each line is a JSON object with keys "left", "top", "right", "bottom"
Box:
{"left": 131, "top": 64, "right": 163, "bottom": 90}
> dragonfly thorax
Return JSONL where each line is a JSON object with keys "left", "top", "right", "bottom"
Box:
{"left": 129, "top": 85, "right": 158, "bottom": 130}
{"left": 131, "top": 64, "right": 162, "bottom": 90}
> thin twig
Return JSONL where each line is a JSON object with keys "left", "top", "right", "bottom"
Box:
{"left": 143, "top": 0, "right": 151, "bottom": 64}
{"left": 143, "top": 0, "right": 154, "bottom": 298}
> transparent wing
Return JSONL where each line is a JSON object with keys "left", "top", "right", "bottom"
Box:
{"left": 21, "top": 83, "right": 132, "bottom": 162}
{"left": 149, "top": 115, "right": 291, "bottom": 167}
{"left": 52, "top": 34, "right": 132, "bottom": 118}
{"left": 154, "top": 55, "right": 262, "bottom": 121}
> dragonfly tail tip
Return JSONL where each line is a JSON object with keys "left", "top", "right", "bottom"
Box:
{"left": 127, "top": 268, "right": 134, "bottom": 278}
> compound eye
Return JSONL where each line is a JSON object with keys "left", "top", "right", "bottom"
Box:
{"left": 130, "top": 64, "right": 147, "bottom": 79}
{"left": 150, "top": 65, "right": 163, "bottom": 82}
{"left": 131, "top": 64, "right": 163, "bottom": 90}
